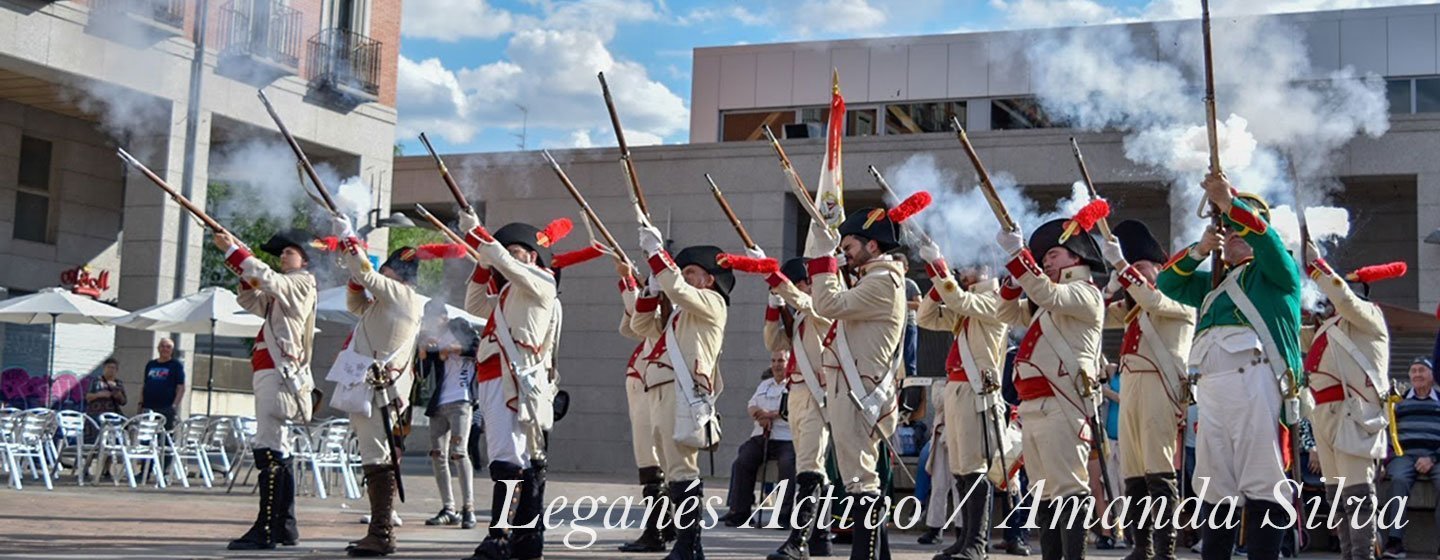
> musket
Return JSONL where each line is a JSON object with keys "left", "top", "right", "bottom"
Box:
{"left": 948, "top": 116, "right": 1018, "bottom": 232}
{"left": 703, "top": 174, "right": 758, "bottom": 250}
{"left": 598, "top": 72, "right": 650, "bottom": 218}
{"left": 418, "top": 132, "right": 472, "bottom": 213}
{"left": 760, "top": 124, "right": 829, "bottom": 227}
{"left": 1068, "top": 138, "right": 1115, "bottom": 242}
{"left": 413, "top": 204, "right": 483, "bottom": 263}
{"left": 1199, "top": 0, "right": 1227, "bottom": 288}
{"left": 377, "top": 397, "right": 405, "bottom": 502}
{"left": 867, "top": 165, "right": 933, "bottom": 247}
{"left": 117, "top": 148, "right": 232, "bottom": 236}
{"left": 257, "top": 89, "right": 340, "bottom": 215}
{"left": 541, "top": 150, "right": 631, "bottom": 266}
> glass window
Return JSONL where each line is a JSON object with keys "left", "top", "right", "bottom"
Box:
{"left": 884, "top": 102, "right": 966, "bottom": 134}
{"left": 991, "top": 98, "right": 1059, "bottom": 130}
{"left": 1416, "top": 78, "right": 1440, "bottom": 113}
{"left": 18, "top": 136, "right": 51, "bottom": 192}
{"left": 1387, "top": 79, "right": 1414, "bottom": 114}
{"left": 14, "top": 191, "right": 50, "bottom": 243}
{"left": 13, "top": 136, "right": 53, "bottom": 244}
{"left": 721, "top": 110, "right": 797, "bottom": 142}
{"left": 846, "top": 108, "right": 877, "bottom": 137}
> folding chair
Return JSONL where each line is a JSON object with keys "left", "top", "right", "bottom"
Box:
{"left": 54, "top": 410, "right": 99, "bottom": 486}
{"left": 226, "top": 416, "right": 260, "bottom": 493}
{"left": 121, "top": 411, "right": 170, "bottom": 489}
{"left": 7, "top": 408, "right": 59, "bottom": 490}
{"left": 286, "top": 423, "right": 322, "bottom": 498}
{"left": 310, "top": 419, "right": 362, "bottom": 500}
{"left": 168, "top": 415, "right": 215, "bottom": 488}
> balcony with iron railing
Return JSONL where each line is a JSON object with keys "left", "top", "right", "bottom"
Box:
{"left": 216, "top": 0, "right": 302, "bottom": 77}
{"left": 307, "top": 28, "right": 382, "bottom": 102}
{"left": 88, "top": 0, "right": 186, "bottom": 37}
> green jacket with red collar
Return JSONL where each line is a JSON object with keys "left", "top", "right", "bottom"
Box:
{"left": 1155, "top": 197, "right": 1304, "bottom": 388}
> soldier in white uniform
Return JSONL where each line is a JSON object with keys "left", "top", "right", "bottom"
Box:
{"left": 218, "top": 230, "right": 317, "bottom": 551}
{"left": 995, "top": 219, "right": 1107, "bottom": 560}
{"left": 329, "top": 216, "right": 424, "bottom": 558}
{"left": 616, "top": 262, "right": 674, "bottom": 554}
{"left": 458, "top": 212, "right": 564, "bottom": 560}
{"left": 1099, "top": 220, "right": 1196, "bottom": 560}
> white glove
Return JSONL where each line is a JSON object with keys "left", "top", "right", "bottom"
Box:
{"left": 1104, "top": 270, "right": 1122, "bottom": 297}
{"left": 996, "top": 227, "right": 1025, "bottom": 255}
{"left": 918, "top": 240, "right": 943, "bottom": 264}
{"left": 745, "top": 246, "right": 767, "bottom": 260}
{"left": 768, "top": 293, "right": 784, "bottom": 308}
{"left": 1303, "top": 240, "right": 1322, "bottom": 266}
{"left": 641, "top": 271, "right": 661, "bottom": 298}
{"left": 638, "top": 224, "right": 665, "bottom": 255}
{"left": 458, "top": 209, "right": 481, "bottom": 234}
{"left": 1102, "top": 237, "right": 1125, "bottom": 267}
{"left": 806, "top": 222, "right": 840, "bottom": 258}
{"left": 332, "top": 214, "right": 355, "bottom": 239}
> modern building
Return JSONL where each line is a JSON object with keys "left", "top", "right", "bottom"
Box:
{"left": 394, "top": 3, "right": 1440, "bottom": 476}
{"left": 0, "top": 0, "right": 402, "bottom": 414}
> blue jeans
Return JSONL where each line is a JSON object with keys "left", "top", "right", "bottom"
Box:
{"left": 1386, "top": 453, "right": 1440, "bottom": 541}
{"left": 915, "top": 440, "right": 933, "bottom": 509}
{"left": 1004, "top": 469, "right": 1032, "bottom": 544}
{"left": 903, "top": 323, "right": 918, "bottom": 376}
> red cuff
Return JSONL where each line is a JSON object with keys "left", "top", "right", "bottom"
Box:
{"left": 347, "top": 280, "right": 364, "bottom": 292}
{"left": 636, "top": 296, "right": 660, "bottom": 313}
{"left": 765, "top": 272, "right": 787, "bottom": 289}
{"left": 807, "top": 256, "right": 838, "bottom": 277}
{"left": 1227, "top": 204, "right": 1268, "bottom": 235}
{"left": 927, "top": 287, "right": 942, "bottom": 302}
{"left": 341, "top": 236, "right": 363, "bottom": 254}
{"left": 1308, "top": 258, "right": 1334, "bottom": 279}
{"left": 618, "top": 275, "right": 638, "bottom": 292}
{"left": 925, "top": 259, "right": 950, "bottom": 279}
{"left": 647, "top": 252, "right": 674, "bottom": 276}
{"left": 471, "top": 264, "right": 491, "bottom": 284}
{"left": 224, "top": 246, "right": 253, "bottom": 272}
{"left": 1000, "top": 280, "right": 1023, "bottom": 300}
{"left": 766, "top": 306, "right": 781, "bottom": 322}
{"left": 1005, "top": 249, "right": 1041, "bottom": 279}
{"left": 1117, "top": 265, "right": 1148, "bottom": 289}
{"left": 465, "top": 226, "right": 494, "bottom": 249}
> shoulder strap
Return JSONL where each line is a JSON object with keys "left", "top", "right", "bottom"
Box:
{"left": 1317, "top": 318, "right": 1390, "bottom": 398}
{"left": 1221, "top": 280, "right": 1291, "bottom": 385}
{"left": 953, "top": 321, "right": 988, "bottom": 394}
{"left": 664, "top": 312, "right": 705, "bottom": 405}
{"left": 834, "top": 321, "right": 898, "bottom": 404}
{"left": 790, "top": 312, "right": 827, "bottom": 409}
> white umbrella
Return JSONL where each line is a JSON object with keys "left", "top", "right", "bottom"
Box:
{"left": 110, "top": 287, "right": 266, "bottom": 415}
{"left": 0, "top": 287, "right": 128, "bottom": 407}
{"left": 315, "top": 286, "right": 485, "bottom": 327}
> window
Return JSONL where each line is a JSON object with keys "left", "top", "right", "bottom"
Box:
{"left": 1416, "top": 78, "right": 1440, "bottom": 113}
{"left": 884, "top": 102, "right": 966, "bottom": 135}
{"left": 991, "top": 97, "right": 1059, "bottom": 130}
{"left": 14, "top": 136, "right": 54, "bottom": 244}
{"left": 796, "top": 107, "right": 878, "bottom": 137}
{"left": 1387, "top": 78, "right": 1413, "bottom": 114}
{"left": 721, "top": 110, "right": 797, "bottom": 142}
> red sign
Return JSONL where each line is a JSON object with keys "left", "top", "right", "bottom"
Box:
{"left": 60, "top": 266, "right": 110, "bottom": 299}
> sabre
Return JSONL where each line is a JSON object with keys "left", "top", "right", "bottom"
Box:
{"left": 541, "top": 150, "right": 632, "bottom": 267}
{"left": 257, "top": 89, "right": 340, "bottom": 215}
{"left": 704, "top": 174, "right": 758, "bottom": 250}
{"left": 418, "top": 132, "right": 472, "bottom": 213}
{"left": 948, "top": 116, "right": 1018, "bottom": 232}
{"left": 370, "top": 384, "right": 406, "bottom": 502}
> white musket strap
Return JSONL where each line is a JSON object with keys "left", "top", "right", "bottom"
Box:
{"left": 791, "top": 312, "right": 827, "bottom": 410}
{"left": 1316, "top": 317, "right": 1390, "bottom": 398}
{"left": 1035, "top": 309, "right": 1098, "bottom": 418}
{"left": 1136, "top": 311, "right": 1187, "bottom": 412}
{"left": 1221, "top": 279, "right": 1293, "bottom": 387}
{"left": 489, "top": 286, "right": 543, "bottom": 379}
{"left": 954, "top": 320, "right": 989, "bottom": 395}
{"left": 834, "top": 321, "right": 897, "bottom": 409}
{"left": 663, "top": 312, "right": 708, "bottom": 405}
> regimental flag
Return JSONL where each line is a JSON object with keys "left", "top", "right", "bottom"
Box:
{"left": 805, "top": 69, "right": 846, "bottom": 257}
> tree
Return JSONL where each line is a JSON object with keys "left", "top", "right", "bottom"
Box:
{"left": 386, "top": 226, "right": 448, "bottom": 294}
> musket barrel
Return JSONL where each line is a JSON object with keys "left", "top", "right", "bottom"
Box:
{"left": 542, "top": 150, "right": 630, "bottom": 265}
{"left": 118, "top": 148, "right": 228, "bottom": 234}
{"left": 1067, "top": 138, "right": 1114, "bottom": 241}
{"left": 705, "top": 173, "right": 758, "bottom": 249}
{"left": 866, "top": 165, "right": 934, "bottom": 247}
{"left": 948, "top": 116, "right": 1018, "bottom": 232}
{"left": 598, "top": 72, "right": 649, "bottom": 218}
{"left": 414, "top": 204, "right": 482, "bottom": 263}
{"left": 257, "top": 89, "right": 339, "bottom": 213}
{"left": 419, "top": 132, "right": 472, "bottom": 213}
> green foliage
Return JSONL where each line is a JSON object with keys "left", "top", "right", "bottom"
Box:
{"left": 387, "top": 226, "right": 448, "bottom": 294}
{"left": 199, "top": 182, "right": 311, "bottom": 289}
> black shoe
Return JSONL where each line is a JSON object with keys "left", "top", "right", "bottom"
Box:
{"left": 426, "top": 508, "right": 460, "bottom": 526}
{"left": 918, "top": 527, "right": 944, "bottom": 545}
{"left": 1382, "top": 538, "right": 1407, "bottom": 559}
{"left": 1006, "top": 540, "right": 1032, "bottom": 556}
{"left": 720, "top": 510, "right": 752, "bottom": 527}
{"left": 1098, "top": 535, "right": 1117, "bottom": 550}
{"left": 460, "top": 508, "right": 477, "bottom": 530}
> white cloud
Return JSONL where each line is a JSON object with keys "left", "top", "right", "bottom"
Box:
{"left": 992, "top": 0, "right": 1435, "bottom": 27}
{"left": 401, "top": 0, "right": 519, "bottom": 41}
{"left": 396, "top": 1, "right": 687, "bottom": 150}
{"left": 679, "top": 5, "right": 767, "bottom": 26}
{"left": 796, "top": 0, "right": 888, "bottom": 34}
{"left": 990, "top": 0, "right": 1127, "bottom": 28}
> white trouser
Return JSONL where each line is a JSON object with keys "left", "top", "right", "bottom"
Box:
{"left": 626, "top": 376, "right": 662, "bottom": 470}
{"left": 927, "top": 437, "right": 958, "bottom": 528}
{"left": 1194, "top": 336, "right": 1289, "bottom": 505}
{"left": 477, "top": 377, "right": 531, "bottom": 467}
{"left": 251, "top": 369, "right": 293, "bottom": 455}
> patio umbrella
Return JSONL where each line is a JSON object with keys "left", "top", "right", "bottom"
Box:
{"left": 0, "top": 287, "right": 129, "bottom": 407}
{"left": 315, "top": 286, "right": 485, "bottom": 327}
{"left": 110, "top": 286, "right": 266, "bottom": 415}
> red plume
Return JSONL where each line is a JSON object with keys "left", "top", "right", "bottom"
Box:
{"left": 551, "top": 245, "right": 607, "bottom": 270}
{"left": 1071, "top": 198, "right": 1111, "bottom": 232}
{"left": 536, "top": 218, "right": 573, "bottom": 248}
{"left": 887, "top": 191, "right": 932, "bottom": 224}
{"left": 1350, "top": 261, "right": 1408, "bottom": 284}
{"left": 415, "top": 243, "right": 468, "bottom": 260}
{"left": 312, "top": 236, "right": 341, "bottom": 252}
{"left": 717, "top": 254, "right": 779, "bottom": 274}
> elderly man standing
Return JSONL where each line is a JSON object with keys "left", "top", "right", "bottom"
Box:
{"left": 217, "top": 230, "right": 318, "bottom": 551}
{"left": 139, "top": 337, "right": 186, "bottom": 430}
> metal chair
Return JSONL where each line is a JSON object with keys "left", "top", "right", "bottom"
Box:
{"left": 309, "top": 418, "right": 361, "bottom": 500}
{"left": 119, "top": 411, "right": 170, "bottom": 488}
{"left": 90, "top": 412, "right": 134, "bottom": 486}
{"left": 286, "top": 422, "right": 322, "bottom": 497}
{"left": 205, "top": 416, "right": 236, "bottom": 479}
{"left": 0, "top": 407, "right": 27, "bottom": 489}
{"left": 168, "top": 415, "right": 215, "bottom": 488}
{"left": 6, "top": 408, "right": 59, "bottom": 490}
{"left": 54, "top": 410, "right": 99, "bottom": 486}
{"left": 225, "top": 416, "right": 259, "bottom": 493}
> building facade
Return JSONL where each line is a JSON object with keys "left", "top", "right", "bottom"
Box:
{"left": 0, "top": 0, "right": 402, "bottom": 413}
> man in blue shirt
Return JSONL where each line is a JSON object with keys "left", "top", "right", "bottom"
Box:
{"left": 139, "top": 337, "right": 186, "bottom": 429}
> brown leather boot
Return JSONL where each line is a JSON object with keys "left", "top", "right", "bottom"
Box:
{"left": 348, "top": 464, "right": 397, "bottom": 557}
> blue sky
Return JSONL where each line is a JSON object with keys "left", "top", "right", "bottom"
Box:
{"left": 391, "top": 0, "right": 1367, "bottom": 155}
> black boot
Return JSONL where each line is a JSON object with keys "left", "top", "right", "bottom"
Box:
{"left": 1201, "top": 501, "right": 1240, "bottom": 560}
{"left": 848, "top": 493, "right": 885, "bottom": 560}
{"left": 1057, "top": 496, "right": 1089, "bottom": 560}
{"left": 769, "top": 472, "right": 826, "bottom": 560}
{"left": 1038, "top": 500, "right": 1063, "bottom": 560}
{"left": 620, "top": 467, "right": 669, "bottom": 553}
{"left": 1243, "top": 500, "right": 1287, "bottom": 560}
{"left": 811, "top": 525, "right": 833, "bottom": 557}
{"left": 509, "top": 459, "right": 547, "bottom": 560}
{"left": 664, "top": 480, "right": 705, "bottom": 560}
{"left": 465, "top": 461, "right": 524, "bottom": 560}
{"left": 933, "top": 528, "right": 964, "bottom": 560}
{"left": 1146, "top": 473, "right": 1179, "bottom": 560}
{"left": 348, "top": 464, "right": 397, "bottom": 557}
{"left": 1123, "top": 477, "right": 1153, "bottom": 560}
{"left": 662, "top": 481, "right": 679, "bottom": 544}
{"left": 228, "top": 449, "right": 280, "bottom": 550}
{"left": 947, "top": 473, "right": 993, "bottom": 560}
